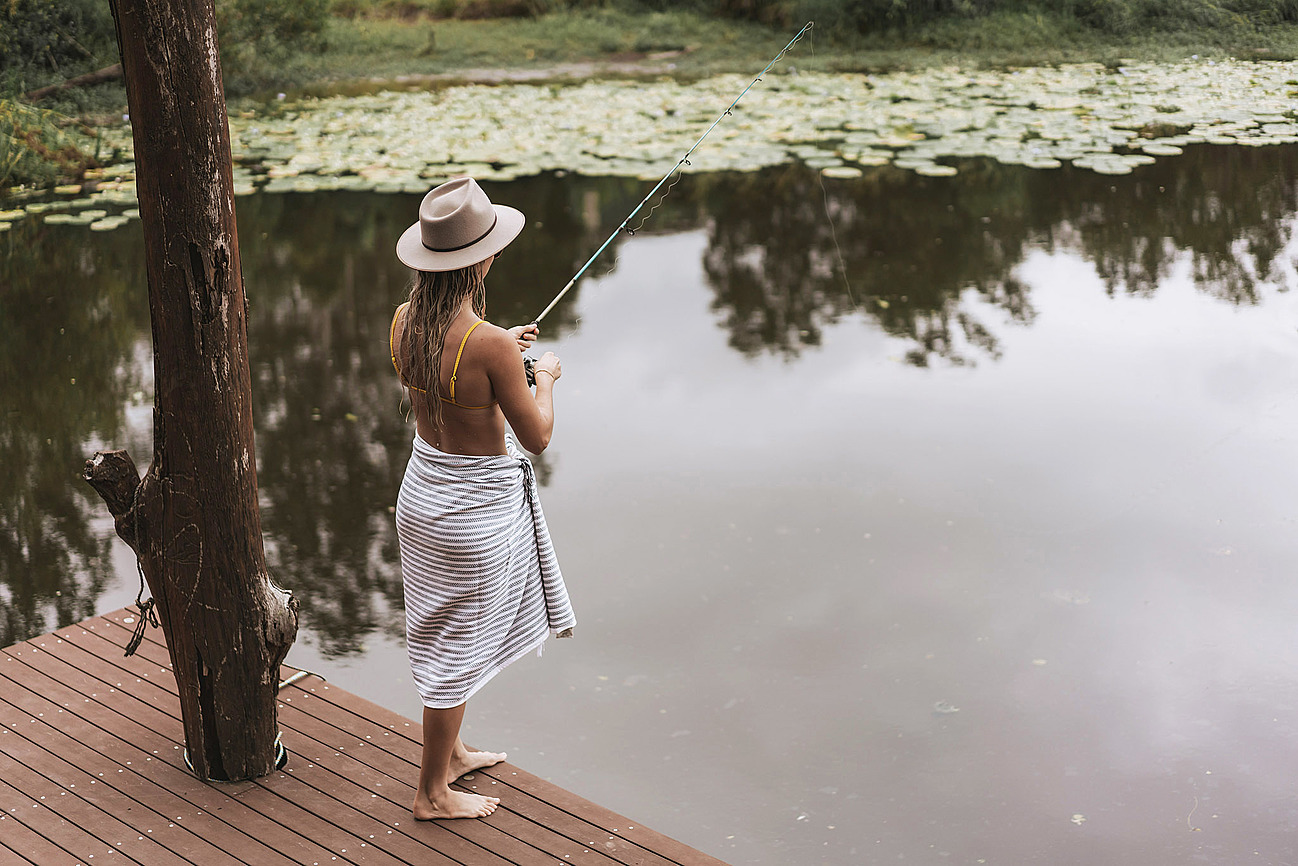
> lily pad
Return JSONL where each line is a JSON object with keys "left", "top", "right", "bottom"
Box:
{"left": 1090, "top": 161, "right": 1134, "bottom": 175}
{"left": 89, "top": 216, "right": 131, "bottom": 231}
{"left": 804, "top": 157, "right": 844, "bottom": 170}
{"left": 45, "top": 59, "right": 1298, "bottom": 227}
{"left": 915, "top": 164, "right": 958, "bottom": 177}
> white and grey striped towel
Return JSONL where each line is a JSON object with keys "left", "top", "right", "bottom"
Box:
{"left": 396, "top": 434, "right": 576, "bottom": 709}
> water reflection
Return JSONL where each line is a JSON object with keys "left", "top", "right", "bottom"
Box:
{"left": 238, "top": 193, "right": 413, "bottom": 656}
{"left": 696, "top": 163, "right": 1038, "bottom": 364}
{"left": 697, "top": 145, "right": 1297, "bottom": 364}
{"left": 2, "top": 145, "right": 1296, "bottom": 655}
{"left": 0, "top": 219, "right": 149, "bottom": 646}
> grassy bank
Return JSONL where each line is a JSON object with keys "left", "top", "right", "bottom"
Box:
{"left": 20, "top": 7, "right": 1298, "bottom": 109}
{"left": 235, "top": 8, "right": 1298, "bottom": 97}
{"left": 9, "top": 4, "right": 1298, "bottom": 191}
{"left": 225, "top": 10, "right": 796, "bottom": 96}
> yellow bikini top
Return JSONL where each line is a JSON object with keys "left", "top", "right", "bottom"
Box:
{"left": 390, "top": 309, "right": 497, "bottom": 410}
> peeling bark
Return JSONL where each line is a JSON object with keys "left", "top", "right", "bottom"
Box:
{"left": 87, "top": 0, "right": 298, "bottom": 782}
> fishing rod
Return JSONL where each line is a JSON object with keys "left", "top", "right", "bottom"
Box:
{"left": 529, "top": 20, "right": 814, "bottom": 330}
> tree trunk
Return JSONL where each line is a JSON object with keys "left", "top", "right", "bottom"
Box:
{"left": 84, "top": 0, "right": 297, "bottom": 782}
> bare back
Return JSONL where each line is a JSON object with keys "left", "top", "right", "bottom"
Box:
{"left": 392, "top": 302, "right": 556, "bottom": 456}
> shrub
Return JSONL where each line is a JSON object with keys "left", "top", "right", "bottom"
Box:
{"left": 217, "top": 0, "right": 332, "bottom": 48}
{"left": 0, "top": 99, "right": 98, "bottom": 189}
{"left": 455, "top": 0, "right": 540, "bottom": 19}
{"left": 712, "top": 0, "right": 998, "bottom": 32}
{"left": 0, "top": 0, "right": 116, "bottom": 88}
{"left": 706, "top": 0, "right": 1298, "bottom": 36}
{"left": 216, "top": 0, "right": 331, "bottom": 92}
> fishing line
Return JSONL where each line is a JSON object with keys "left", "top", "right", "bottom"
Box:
{"left": 529, "top": 20, "right": 815, "bottom": 328}
{"left": 805, "top": 18, "right": 859, "bottom": 310}
{"left": 819, "top": 170, "right": 859, "bottom": 312}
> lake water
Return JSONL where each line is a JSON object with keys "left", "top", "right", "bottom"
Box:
{"left": 4, "top": 148, "right": 1298, "bottom": 864}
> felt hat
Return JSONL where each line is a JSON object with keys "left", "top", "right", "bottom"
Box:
{"left": 395, "top": 177, "right": 525, "bottom": 272}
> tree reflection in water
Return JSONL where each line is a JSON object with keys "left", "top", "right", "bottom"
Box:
{"left": 695, "top": 145, "right": 1297, "bottom": 365}
{"left": 0, "top": 218, "right": 149, "bottom": 646}
{"left": 695, "top": 161, "right": 1040, "bottom": 365}
{"left": 2, "top": 145, "right": 1296, "bottom": 650}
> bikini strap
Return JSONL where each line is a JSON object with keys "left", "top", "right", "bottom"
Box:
{"left": 448, "top": 319, "right": 486, "bottom": 404}
{"left": 390, "top": 304, "right": 423, "bottom": 391}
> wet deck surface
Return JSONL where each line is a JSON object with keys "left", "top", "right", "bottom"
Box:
{"left": 0, "top": 608, "right": 725, "bottom": 866}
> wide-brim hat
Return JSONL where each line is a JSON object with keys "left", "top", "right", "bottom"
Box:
{"left": 396, "top": 176, "right": 525, "bottom": 272}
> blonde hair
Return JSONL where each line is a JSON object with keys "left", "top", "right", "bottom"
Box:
{"left": 398, "top": 262, "right": 488, "bottom": 430}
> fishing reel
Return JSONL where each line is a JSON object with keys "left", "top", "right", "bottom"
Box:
{"left": 524, "top": 356, "right": 537, "bottom": 387}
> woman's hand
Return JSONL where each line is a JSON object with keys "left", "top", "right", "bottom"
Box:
{"left": 507, "top": 323, "right": 539, "bottom": 352}
{"left": 534, "top": 352, "right": 561, "bottom": 384}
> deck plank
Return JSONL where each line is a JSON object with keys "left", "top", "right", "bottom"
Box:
{"left": 2, "top": 610, "right": 730, "bottom": 866}
{"left": 0, "top": 708, "right": 346, "bottom": 865}
{"left": 0, "top": 647, "right": 414, "bottom": 866}
{"left": 0, "top": 809, "right": 90, "bottom": 865}
{"left": 0, "top": 777, "right": 144, "bottom": 866}
{"left": 264, "top": 666, "right": 725, "bottom": 866}
{"left": 0, "top": 691, "right": 297, "bottom": 866}
{"left": 12, "top": 634, "right": 481, "bottom": 866}
{"left": 0, "top": 674, "right": 333, "bottom": 866}
{"left": 0, "top": 760, "right": 192, "bottom": 866}
{"left": 95, "top": 616, "right": 680, "bottom": 866}
{"left": 96, "top": 611, "right": 716, "bottom": 866}
{"left": 70, "top": 620, "right": 581, "bottom": 866}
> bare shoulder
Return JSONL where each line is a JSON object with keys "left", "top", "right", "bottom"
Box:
{"left": 473, "top": 322, "right": 522, "bottom": 357}
{"left": 473, "top": 322, "right": 528, "bottom": 382}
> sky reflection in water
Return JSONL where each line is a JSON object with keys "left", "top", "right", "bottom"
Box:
{"left": 2, "top": 148, "right": 1298, "bottom": 863}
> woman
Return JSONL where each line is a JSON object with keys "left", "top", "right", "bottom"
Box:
{"left": 391, "top": 177, "right": 576, "bottom": 820}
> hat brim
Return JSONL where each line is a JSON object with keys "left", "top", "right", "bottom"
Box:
{"left": 395, "top": 204, "right": 525, "bottom": 272}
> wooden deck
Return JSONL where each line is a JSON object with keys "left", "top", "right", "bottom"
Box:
{"left": 0, "top": 608, "right": 727, "bottom": 866}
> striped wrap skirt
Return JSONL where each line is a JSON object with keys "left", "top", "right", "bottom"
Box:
{"left": 396, "top": 434, "right": 576, "bottom": 709}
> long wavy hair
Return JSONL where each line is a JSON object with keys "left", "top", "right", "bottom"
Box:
{"left": 398, "top": 262, "right": 488, "bottom": 430}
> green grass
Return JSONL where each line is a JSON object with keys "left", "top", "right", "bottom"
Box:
{"left": 232, "top": 7, "right": 1298, "bottom": 100}
{"left": 222, "top": 9, "right": 798, "bottom": 96}
{"left": 20, "top": 6, "right": 1298, "bottom": 106}
{"left": 12, "top": 5, "right": 1298, "bottom": 190}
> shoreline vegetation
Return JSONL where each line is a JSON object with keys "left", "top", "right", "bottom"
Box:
{"left": 7, "top": 0, "right": 1298, "bottom": 190}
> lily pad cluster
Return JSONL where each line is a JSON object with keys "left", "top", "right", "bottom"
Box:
{"left": 0, "top": 177, "right": 138, "bottom": 232}
{"left": 8, "top": 57, "right": 1298, "bottom": 225}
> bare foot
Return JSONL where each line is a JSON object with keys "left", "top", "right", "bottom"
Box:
{"left": 449, "top": 746, "right": 507, "bottom": 781}
{"left": 413, "top": 788, "right": 500, "bottom": 820}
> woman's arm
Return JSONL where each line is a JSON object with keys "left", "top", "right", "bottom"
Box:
{"left": 483, "top": 326, "right": 559, "bottom": 453}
